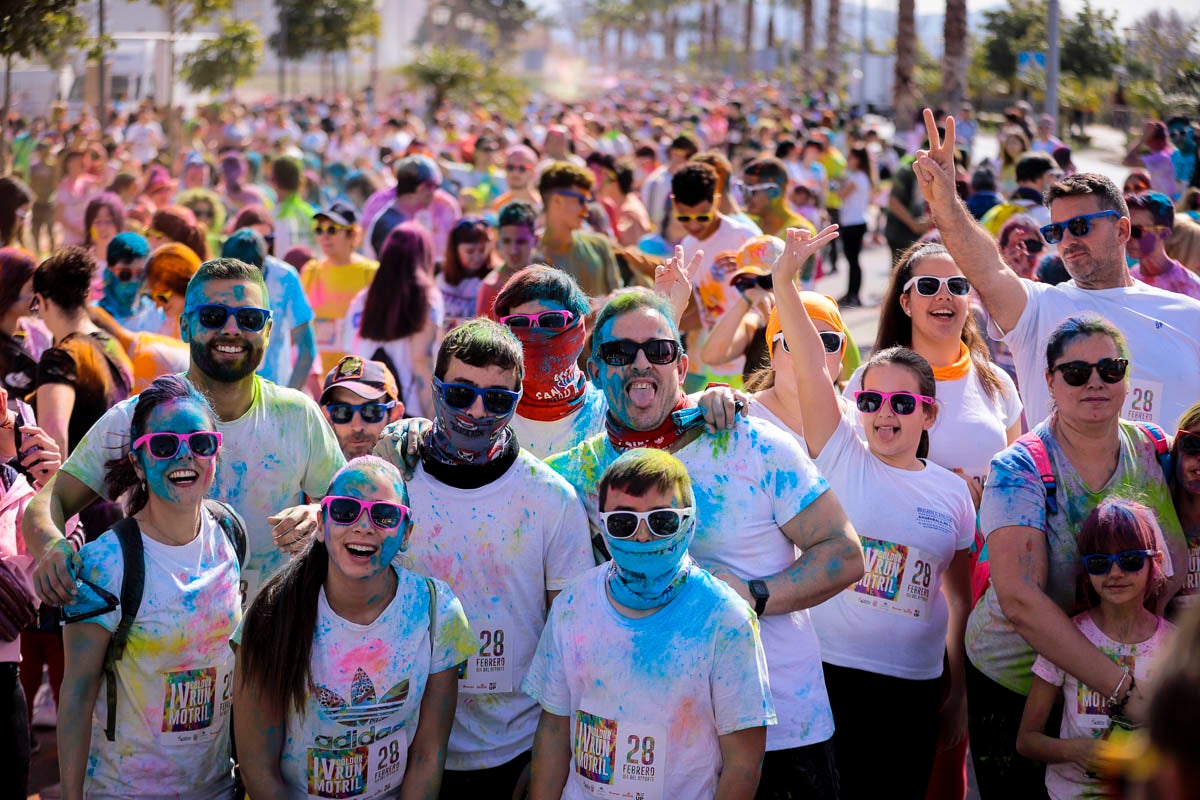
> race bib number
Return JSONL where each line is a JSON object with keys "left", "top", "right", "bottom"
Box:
{"left": 1181, "top": 537, "right": 1200, "bottom": 599}
{"left": 240, "top": 568, "right": 263, "bottom": 607}
{"left": 459, "top": 621, "right": 513, "bottom": 694}
{"left": 160, "top": 666, "right": 231, "bottom": 745}
{"left": 851, "top": 537, "right": 937, "bottom": 620}
{"left": 1123, "top": 379, "right": 1164, "bottom": 424}
{"left": 573, "top": 710, "right": 666, "bottom": 800}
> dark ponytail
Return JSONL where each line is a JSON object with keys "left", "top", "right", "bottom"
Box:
{"left": 237, "top": 539, "right": 329, "bottom": 717}
{"left": 103, "top": 375, "right": 214, "bottom": 515}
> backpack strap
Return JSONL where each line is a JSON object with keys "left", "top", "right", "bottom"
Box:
{"left": 203, "top": 499, "right": 248, "bottom": 567}
{"left": 1015, "top": 432, "right": 1058, "bottom": 515}
{"left": 103, "top": 517, "right": 145, "bottom": 742}
{"left": 1133, "top": 422, "right": 1172, "bottom": 479}
{"left": 425, "top": 577, "right": 437, "bottom": 659}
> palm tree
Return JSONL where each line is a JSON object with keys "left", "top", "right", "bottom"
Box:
{"left": 894, "top": 0, "right": 918, "bottom": 135}
{"left": 941, "top": 0, "right": 968, "bottom": 111}
{"left": 824, "top": 0, "right": 842, "bottom": 97}
{"left": 801, "top": 0, "right": 815, "bottom": 90}
{"left": 743, "top": 0, "right": 755, "bottom": 75}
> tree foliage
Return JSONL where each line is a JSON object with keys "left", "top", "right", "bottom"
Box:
{"left": 1, "top": 0, "right": 84, "bottom": 63}
{"left": 182, "top": 17, "right": 263, "bottom": 93}
{"left": 400, "top": 47, "right": 528, "bottom": 121}
{"left": 271, "top": 0, "right": 379, "bottom": 60}
{"left": 978, "top": 0, "right": 1046, "bottom": 89}
{"left": 1060, "top": 1, "right": 1120, "bottom": 82}
{"left": 1126, "top": 10, "right": 1200, "bottom": 88}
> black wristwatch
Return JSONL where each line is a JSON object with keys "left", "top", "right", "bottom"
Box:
{"left": 749, "top": 580, "right": 769, "bottom": 616}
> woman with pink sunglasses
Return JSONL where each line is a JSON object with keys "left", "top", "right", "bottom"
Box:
{"left": 58, "top": 375, "right": 243, "bottom": 800}
{"left": 234, "top": 455, "right": 476, "bottom": 799}
{"left": 772, "top": 226, "right": 976, "bottom": 798}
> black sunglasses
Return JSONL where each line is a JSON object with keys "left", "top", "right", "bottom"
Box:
{"left": 112, "top": 267, "right": 144, "bottom": 282}
{"left": 596, "top": 338, "right": 682, "bottom": 367}
{"left": 60, "top": 576, "right": 121, "bottom": 624}
{"left": 1017, "top": 238, "right": 1044, "bottom": 254}
{"left": 1051, "top": 358, "right": 1128, "bottom": 387}
{"left": 324, "top": 401, "right": 396, "bottom": 425}
{"left": 1177, "top": 430, "right": 1200, "bottom": 456}
{"left": 731, "top": 273, "right": 774, "bottom": 293}
{"left": 433, "top": 377, "right": 520, "bottom": 415}
{"left": 1081, "top": 550, "right": 1157, "bottom": 576}
{"left": 187, "top": 303, "right": 272, "bottom": 332}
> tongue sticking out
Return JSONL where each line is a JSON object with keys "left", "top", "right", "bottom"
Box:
{"left": 628, "top": 383, "right": 656, "bottom": 407}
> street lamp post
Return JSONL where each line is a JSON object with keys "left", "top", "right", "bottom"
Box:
{"left": 1045, "top": 0, "right": 1059, "bottom": 125}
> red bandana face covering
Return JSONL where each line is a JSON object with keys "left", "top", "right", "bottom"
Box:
{"left": 605, "top": 393, "right": 698, "bottom": 452}
{"left": 513, "top": 319, "right": 589, "bottom": 422}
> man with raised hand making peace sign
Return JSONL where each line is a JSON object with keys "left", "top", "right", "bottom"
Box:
{"left": 912, "top": 107, "right": 1200, "bottom": 429}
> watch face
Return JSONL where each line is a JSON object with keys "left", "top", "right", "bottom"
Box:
{"left": 750, "top": 580, "right": 768, "bottom": 599}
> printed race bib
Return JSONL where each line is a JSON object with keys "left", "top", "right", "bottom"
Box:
{"left": 160, "top": 666, "right": 231, "bottom": 746}
{"left": 573, "top": 710, "right": 666, "bottom": 800}
{"left": 459, "top": 616, "right": 513, "bottom": 694}
{"left": 1123, "top": 379, "right": 1164, "bottom": 424}
{"left": 1185, "top": 537, "right": 1200, "bottom": 597}
{"left": 314, "top": 318, "right": 341, "bottom": 350}
{"left": 1076, "top": 654, "right": 1135, "bottom": 731}
{"left": 306, "top": 731, "right": 408, "bottom": 800}
{"left": 851, "top": 537, "right": 937, "bottom": 620}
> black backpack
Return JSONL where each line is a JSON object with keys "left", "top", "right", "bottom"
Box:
{"left": 102, "top": 499, "right": 247, "bottom": 742}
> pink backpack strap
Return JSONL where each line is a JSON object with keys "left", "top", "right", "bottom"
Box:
{"left": 1015, "top": 431, "right": 1058, "bottom": 515}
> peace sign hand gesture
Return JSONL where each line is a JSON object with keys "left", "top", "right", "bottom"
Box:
{"left": 655, "top": 245, "right": 705, "bottom": 324}
{"left": 913, "top": 108, "right": 959, "bottom": 219}
{"left": 772, "top": 225, "right": 841, "bottom": 285}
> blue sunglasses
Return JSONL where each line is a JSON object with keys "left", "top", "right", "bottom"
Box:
{"left": 1039, "top": 210, "right": 1120, "bottom": 245}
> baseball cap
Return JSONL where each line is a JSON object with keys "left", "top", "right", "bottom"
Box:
{"left": 732, "top": 235, "right": 785, "bottom": 279}
{"left": 315, "top": 200, "right": 358, "bottom": 227}
{"left": 321, "top": 356, "right": 399, "bottom": 403}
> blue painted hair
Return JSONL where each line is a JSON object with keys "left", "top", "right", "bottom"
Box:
{"left": 493, "top": 264, "right": 590, "bottom": 320}
{"left": 106, "top": 231, "right": 150, "bottom": 266}
{"left": 1125, "top": 191, "right": 1175, "bottom": 228}
{"left": 592, "top": 289, "right": 681, "bottom": 357}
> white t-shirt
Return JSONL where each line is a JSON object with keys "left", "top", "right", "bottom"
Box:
{"left": 278, "top": 571, "right": 477, "bottom": 799}
{"left": 62, "top": 376, "right": 345, "bottom": 601}
{"left": 1032, "top": 613, "right": 1174, "bottom": 800}
{"left": 839, "top": 171, "right": 872, "bottom": 226}
{"left": 523, "top": 565, "right": 776, "bottom": 800}
{"left": 843, "top": 362, "right": 1022, "bottom": 481}
{"left": 397, "top": 450, "right": 594, "bottom": 770}
{"left": 548, "top": 417, "right": 836, "bottom": 750}
{"left": 810, "top": 420, "right": 976, "bottom": 679}
{"left": 436, "top": 274, "right": 485, "bottom": 330}
{"left": 343, "top": 288, "right": 445, "bottom": 419}
{"left": 69, "top": 510, "right": 241, "bottom": 799}
{"left": 992, "top": 278, "right": 1200, "bottom": 427}
{"left": 682, "top": 215, "right": 762, "bottom": 373}
{"left": 511, "top": 384, "right": 609, "bottom": 460}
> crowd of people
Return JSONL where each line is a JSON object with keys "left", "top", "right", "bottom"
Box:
{"left": 1, "top": 81, "right": 1200, "bottom": 800}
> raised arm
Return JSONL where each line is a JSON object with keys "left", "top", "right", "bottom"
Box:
{"left": 912, "top": 109, "right": 1028, "bottom": 333}
{"left": 770, "top": 226, "right": 845, "bottom": 457}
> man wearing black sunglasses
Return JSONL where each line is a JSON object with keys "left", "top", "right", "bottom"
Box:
{"left": 23, "top": 258, "right": 345, "bottom": 608}
{"left": 395, "top": 318, "right": 593, "bottom": 798}
{"left": 320, "top": 356, "right": 403, "bottom": 459}
{"left": 547, "top": 290, "right": 863, "bottom": 798}
{"left": 914, "top": 107, "right": 1200, "bottom": 429}
{"left": 536, "top": 162, "right": 624, "bottom": 300}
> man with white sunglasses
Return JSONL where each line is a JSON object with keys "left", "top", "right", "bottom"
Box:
{"left": 914, "top": 107, "right": 1200, "bottom": 427}
{"left": 524, "top": 448, "right": 774, "bottom": 800}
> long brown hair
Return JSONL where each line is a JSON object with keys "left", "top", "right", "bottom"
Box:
{"left": 358, "top": 222, "right": 435, "bottom": 342}
{"left": 441, "top": 218, "right": 491, "bottom": 286}
{"left": 874, "top": 242, "right": 1004, "bottom": 403}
